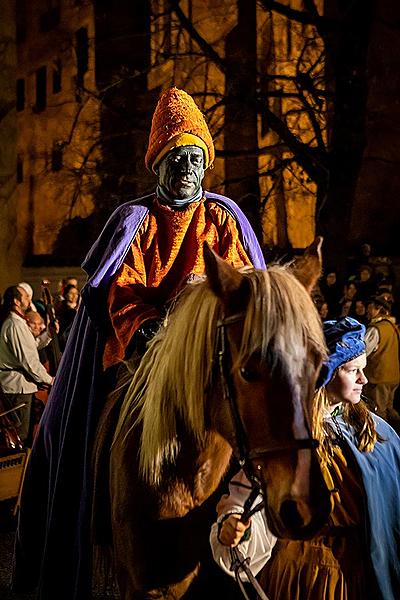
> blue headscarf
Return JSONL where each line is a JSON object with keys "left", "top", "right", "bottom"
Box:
{"left": 317, "top": 317, "right": 366, "bottom": 388}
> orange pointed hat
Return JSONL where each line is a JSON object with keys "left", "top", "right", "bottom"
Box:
{"left": 145, "top": 87, "right": 215, "bottom": 172}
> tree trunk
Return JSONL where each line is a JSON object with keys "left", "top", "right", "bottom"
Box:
{"left": 224, "top": 0, "right": 260, "bottom": 206}
{"left": 316, "top": 0, "right": 375, "bottom": 270}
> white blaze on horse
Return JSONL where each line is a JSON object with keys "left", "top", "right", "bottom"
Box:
{"left": 93, "top": 238, "right": 331, "bottom": 599}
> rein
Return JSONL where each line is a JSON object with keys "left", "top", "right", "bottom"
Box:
{"left": 230, "top": 481, "right": 269, "bottom": 600}
{"left": 215, "top": 311, "right": 319, "bottom": 600}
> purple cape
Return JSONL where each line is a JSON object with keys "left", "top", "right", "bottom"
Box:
{"left": 14, "top": 192, "right": 265, "bottom": 599}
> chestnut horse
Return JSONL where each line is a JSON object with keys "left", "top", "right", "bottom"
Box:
{"left": 95, "top": 240, "right": 332, "bottom": 599}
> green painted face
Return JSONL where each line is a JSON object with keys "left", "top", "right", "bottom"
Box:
{"left": 157, "top": 145, "right": 205, "bottom": 200}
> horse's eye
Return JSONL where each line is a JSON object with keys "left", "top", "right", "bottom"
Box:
{"left": 239, "top": 366, "right": 258, "bottom": 382}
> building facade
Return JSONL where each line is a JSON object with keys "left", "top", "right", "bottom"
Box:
{"left": 6, "top": 0, "right": 396, "bottom": 292}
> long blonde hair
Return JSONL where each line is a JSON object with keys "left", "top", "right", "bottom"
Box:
{"left": 113, "top": 264, "right": 326, "bottom": 486}
{"left": 313, "top": 386, "right": 380, "bottom": 460}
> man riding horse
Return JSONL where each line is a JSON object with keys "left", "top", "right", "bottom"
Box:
{"left": 13, "top": 88, "right": 265, "bottom": 600}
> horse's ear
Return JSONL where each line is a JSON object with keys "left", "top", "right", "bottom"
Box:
{"left": 203, "top": 243, "right": 249, "bottom": 309}
{"left": 290, "top": 236, "right": 323, "bottom": 295}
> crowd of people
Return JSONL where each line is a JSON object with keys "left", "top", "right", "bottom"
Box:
{"left": 0, "top": 87, "right": 397, "bottom": 600}
{"left": 313, "top": 245, "right": 400, "bottom": 433}
{"left": 315, "top": 244, "right": 397, "bottom": 323}
{"left": 0, "top": 277, "right": 80, "bottom": 447}
{"left": 1, "top": 247, "right": 398, "bottom": 450}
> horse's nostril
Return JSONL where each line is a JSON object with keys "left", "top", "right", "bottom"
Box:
{"left": 280, "top": 499, "right": 305, "bottom": 531}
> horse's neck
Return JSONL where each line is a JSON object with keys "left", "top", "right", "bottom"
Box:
{"left": 158, "top": 431, "right": 232, "bottom": 519}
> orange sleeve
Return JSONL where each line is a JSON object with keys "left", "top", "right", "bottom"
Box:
{"left": 216, "top": 209, "right": 252, "bottom": 268}
{"left": 107, "top": 237, "right": 161, "bottom": 360}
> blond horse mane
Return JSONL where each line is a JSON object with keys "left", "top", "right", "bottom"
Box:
{"left": 112, "top": 265, "right": 326, "bottom": 486}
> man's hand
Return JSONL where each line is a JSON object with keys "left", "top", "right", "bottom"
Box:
{"left": 218, "top": 514, "right": 251, "bottom": 547}
{"left": 133, "top": 319, "right": 161, "bottom": 355}
{"left": 37, "top": 379, "right": 53, "bottom": 391}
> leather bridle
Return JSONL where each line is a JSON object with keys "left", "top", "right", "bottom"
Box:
{"left": 216, "top": 311, "right": 319, "bottom": 474}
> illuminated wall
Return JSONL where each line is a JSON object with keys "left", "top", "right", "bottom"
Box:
{"left": 8, "top": 0, "right": 328, "bottom": 275}
{"left": 15, "top": 0, "right": 98, "bottom": 258}
{"left": 0, "top": 0, "right": 23, "bottom": 290}
{"left": 257, "top": 0, "right": 326, "bottom": 249}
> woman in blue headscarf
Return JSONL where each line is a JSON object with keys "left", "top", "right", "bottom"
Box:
{"left": 211, "top": 317, "right": 400, "bottom": 600}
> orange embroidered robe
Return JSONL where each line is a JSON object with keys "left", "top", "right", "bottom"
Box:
{"left": 103, "top": 197, "right": 252, "bottom": 369}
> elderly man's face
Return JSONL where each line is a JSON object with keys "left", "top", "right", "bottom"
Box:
{"left": 157, "top": 145, "right": 205, "bottom": 200}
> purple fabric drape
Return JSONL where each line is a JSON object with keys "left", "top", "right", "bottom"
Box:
{"left": 14, "top": 192, "right": 265, "bottom": 599}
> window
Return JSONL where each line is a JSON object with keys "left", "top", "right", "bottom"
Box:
{"left": 51, "top": 145, "right": 63, "bottom": 171}
{"left": 35, "top": 66, "right": 47, "bottom": 112}
{"left": 16, "top": 79, "right": 25, "bottom": 111}
{"left": 17, "top": 157, "right": 23, "bottom": 183}
{"left": 53, "top": 60, "right": 62, "bottom": 93}
{"left": 75, "top": 27, "right": 88, "bottom": 88}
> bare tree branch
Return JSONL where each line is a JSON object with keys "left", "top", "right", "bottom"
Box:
{"left": 258, "top": 0, "right": 337, "bottom": 32}
{"left": 168, "top": 0, "right": 226, "bottom": 74}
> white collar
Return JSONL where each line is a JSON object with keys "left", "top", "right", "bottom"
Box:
{"left": 10, "top": 310, "right": 27, "bottom": 323}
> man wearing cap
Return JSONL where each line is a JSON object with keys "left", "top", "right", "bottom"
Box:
{"left": 364, "top": 294, "right": 400, "bottom": 432}
{"left": 103, "top": 87, "right": 264, "bottom": 369}
{"left": 0, "top": 286, "right": 54, "bottom": 445}
{"left": 14, "top": 88, "right": 265, "bottom": 599}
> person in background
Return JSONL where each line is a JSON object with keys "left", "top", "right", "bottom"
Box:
{"left": 18, "top": 282, "right": 46, "bottom": 318}
{"left": 346, "top": 242, "right": 375, "bottom": 279}
{"left": 25, "top": 310, "right": 46, "bottom": 339}
{"left": 365, "top": 295, "right": 400, "bottom": 433}
{"left": 314, "top": 294, "right": 329, "bottom": 321}
{"left": 25, "top": 310, "right": 52, "bottom": 370}
{"left": 377, "top": 278, "right": 394, "bottom": 299}
{"left": 55, "top": 284, "right": 80, "bottom": 350}
{"left": 377, "top": 280, "right": 397, "bottom": 318}
{"left": 354, "top": 299, "right": 368, "bottom": 325}
{"left": 355, "top": 265, "right": 375, "bottom": 301}
{"left": 372, "top": 256, "right": 394, "bottom": 287}
{"left": 53, "top": 277, "right": 79, "bottom": 310}
{"left": 25, "top": 310, "right": 52, "bottom": 438}
{"left": 318, "top": 300, "right": 329, "bottom": 320}
{"left": 0, "top": 287, "right": 55, "bottom": 445}
{"left": 211, "top": 317, "right": 400, "bottom": 600}
{"left": 339, "top": 281, "right": 358, "bottom": 317}
{"left": 320, "top": 269, "right": 342, "bottom": 319}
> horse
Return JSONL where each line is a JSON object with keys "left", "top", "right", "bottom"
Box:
{"left": 94, "top": 239, "right": 332, "bottom": 599}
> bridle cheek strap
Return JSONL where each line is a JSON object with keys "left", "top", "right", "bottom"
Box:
{"left": 216, "top": 313, "right": 249, "bottom": 469}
